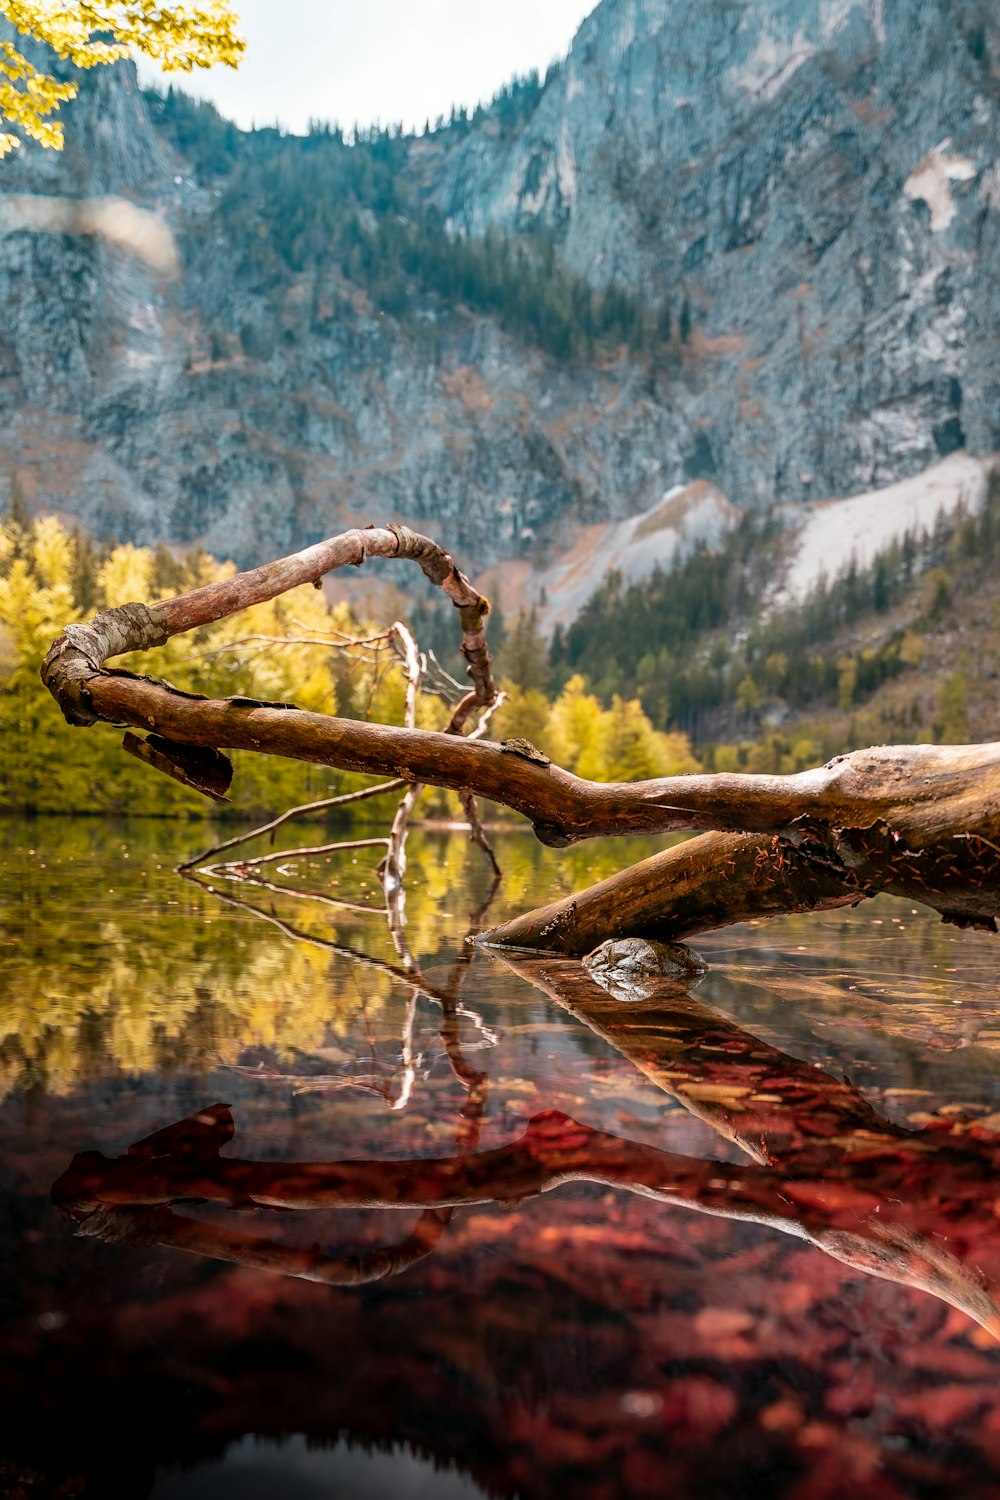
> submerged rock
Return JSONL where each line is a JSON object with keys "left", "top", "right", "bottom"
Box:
{"left": 583, "top": 936, "right": 706, "bottom": 999}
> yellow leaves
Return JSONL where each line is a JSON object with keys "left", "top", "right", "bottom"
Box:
{"left": 1, "top": 0, "right": 245, "bottom": 67}
{"left": 0, "top": 35, "right": 73, "bottom": 151}
{"left": 497, "top": 671, "right": 702, "bottom": 783}
{"left": 494, "top": 684, "right": 552, "bottom": 747}
{"left": 900, "top": 630, "right": 927, "bottom": 668}
{"left": 547, "top": 673, "right": 603, "bottom": 772}
{"left": 0, "top": 520, "right": 80, "bottom": 666}
{"left": 201, "top": 582, "right": 339, "bottom": 714}
{"left": 31, "top": 513, "right": 73, "bottom": 589}
{"left": 0, "top": 1, "right": 244, "bottom": 151}
{"left": 98, "top": 541, "right": 155, "bottom": 607}
{"left": 0, "top": 520, "right": 17, "bottom": 570}
{"left": 0, "top": 556, "right": 38, "bottom": 627}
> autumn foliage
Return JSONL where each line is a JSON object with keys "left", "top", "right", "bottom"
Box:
{"left": 0, "top": 0, "right": 243, "bottom": 155}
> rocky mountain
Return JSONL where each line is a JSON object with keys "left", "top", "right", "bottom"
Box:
{"left": 2, "top": 0, "right": 999, "bottom": 607}
{"left": 432, "top": 0, "right": 1000, "bottom": 500}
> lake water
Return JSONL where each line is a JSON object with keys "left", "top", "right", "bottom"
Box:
{"left": 5, "top": 814, "right": 1000, "bottom": 1498}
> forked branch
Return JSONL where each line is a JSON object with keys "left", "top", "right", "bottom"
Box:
{"left": 40, "top": 526, "right": 1000, "bottom": 945}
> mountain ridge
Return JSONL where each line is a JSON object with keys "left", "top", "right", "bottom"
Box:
{"left": 1, "top": 0, "right": 999, "bottom": 619}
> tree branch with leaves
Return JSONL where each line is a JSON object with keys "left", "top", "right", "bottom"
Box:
{"left": 0, "top": 0, "right": 243, "bottom": 156}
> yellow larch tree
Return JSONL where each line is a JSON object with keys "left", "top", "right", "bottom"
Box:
{"left": 0, "top": 1, "right": 243, "bottom": 157}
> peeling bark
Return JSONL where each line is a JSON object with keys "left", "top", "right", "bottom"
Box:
{"left": 42, "top": 524, "right": 494, "bottom": 727}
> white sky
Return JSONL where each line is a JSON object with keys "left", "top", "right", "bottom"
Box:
{"left": 139, "top": 1, "right": 596, "bottom": 135}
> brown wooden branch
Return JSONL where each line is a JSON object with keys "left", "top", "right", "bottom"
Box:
{"left": 178, "top": 778, "right": 407, "bottom": 871}
{"left": 480, "top": 806, "right": 1000, "bottom": 951}
{"left": 40, "top": 526, "right": 1000, "bottom": 943}
{"left": 478, "top": 830, "right": 871, "bottom": 954}
{"left": 41, "top": 523, "right": 494, "bottom": 728}
{"left": 45, "top": 664, "right": 1000, "bottom": 850}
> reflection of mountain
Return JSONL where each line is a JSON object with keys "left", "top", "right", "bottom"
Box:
{"left": 149, "top": 1435, "right": 491, "bottom": 1500}
{"left": 3, "top": 0, "right": 1000, "bottom": 591}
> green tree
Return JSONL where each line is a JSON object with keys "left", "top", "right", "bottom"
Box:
{"left": 938, "top": 668, "right": 968, "bottom": 743}
{"left": 679, "top": 295, "right": 692, "bottom": 344}
{"left": 736, "top": 674, "right": 759, "bottom": 714}
{"left": 501, "top": 606, "right": 551, "bottom": 694}
{"left": 921, "top": 567, "right": 953, "bottom": 622}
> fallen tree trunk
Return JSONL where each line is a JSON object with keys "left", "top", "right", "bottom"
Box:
{"left": 478, "top": 831, "right": 871, "bottom": 954}
{"left": 479, "top": 815, "right": 1000, "bottom": 952}
{"left": 40, "top": 526, "right": 1000, "bottom": 945}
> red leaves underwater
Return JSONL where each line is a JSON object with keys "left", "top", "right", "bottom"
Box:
{"left": 45, "top": 958, "right": 1000, "bottom": 1499}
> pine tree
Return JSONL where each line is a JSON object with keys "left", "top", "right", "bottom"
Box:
{"left": 501, "top": 607, "right": 551, "bottom": 695}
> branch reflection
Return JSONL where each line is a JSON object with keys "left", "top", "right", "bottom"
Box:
{"left": 53, "top": 956, "right": 1000, "bottom": 1338}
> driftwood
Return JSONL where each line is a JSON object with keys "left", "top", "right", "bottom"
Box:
{"left": 40, "top": 525, "right": 1000, "bottom": 949}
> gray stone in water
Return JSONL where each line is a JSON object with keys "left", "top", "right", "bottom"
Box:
{"left": 583, "top": 937, "right": 706, "bottom": 999}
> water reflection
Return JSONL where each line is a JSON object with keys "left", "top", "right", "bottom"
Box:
{"left": 149, "top": 1434, "right": 491, "bottom": 1500}
{"left": 0, "top": 820, "right": 665, "bottom": 1096}
{"left": 52, "top": 958, "right": 1000, "bottom": 1337}
{"left": 9, "top": 819, "right": 1000, "bottom": 1498}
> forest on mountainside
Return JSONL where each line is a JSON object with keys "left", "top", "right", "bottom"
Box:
{"left": 546, "top": 471, "right": 1000, "bottom": 766}
{"left": 452, "top": 470, "right": 1000, "bottom": 774}
{"left": 146, "top": 82, "right": 685, "bottom": 365}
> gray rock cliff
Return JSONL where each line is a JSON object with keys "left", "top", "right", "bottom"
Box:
{"left": 432, "top": 0, "right": 1000, "bottom": 507}
{"left": 1, "top": 0, "right": 999, "bottom": 585}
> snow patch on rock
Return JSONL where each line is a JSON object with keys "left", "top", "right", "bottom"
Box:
{"left": 556, "top": 124, "right": 578, "bottom": 210}
{"left": 904, "top": 142, "right": 978, "bottom": 232}
{"left": 732, "top": 27, "right": 815, "bottom": 101}
{"left": 774, "top": 451, "right": 993, "bottom": 606}
{"left": 529, "top": 480, "right": 738, "bottom": 632}
{"left": 819, "top": 0, "right": 859, "bottom": 39}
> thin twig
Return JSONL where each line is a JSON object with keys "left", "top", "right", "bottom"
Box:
{"left": 197, "top": 633, "right": 393, "bottom": 659}
{"left": 178, "top": 779, "right": 407, "bottom": 870}
{"left": 206, "top": 867, "right": 386, "bottom": 916}
{"left": 201, "top": 836, "right": 388, "bottom": 874}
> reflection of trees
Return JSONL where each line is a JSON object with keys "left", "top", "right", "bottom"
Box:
{"left": 3, "top": 815, "right": 668, "bottom": 1097}
{"left": 54, "top": 959, "right": 1000, "bottom": 1339}
{"left": 55, "top": 876, "right": 496, "bottom": 1285}
{"left": 2, "top": 815, "right": 557, "bottom": 1094}
{"left": 196, "top": 872, "right": 498, "bottom": 1114}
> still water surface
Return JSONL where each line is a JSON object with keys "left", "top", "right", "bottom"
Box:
{"left": 5, "top": 816, "right": 1000, "bottom": 1498}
